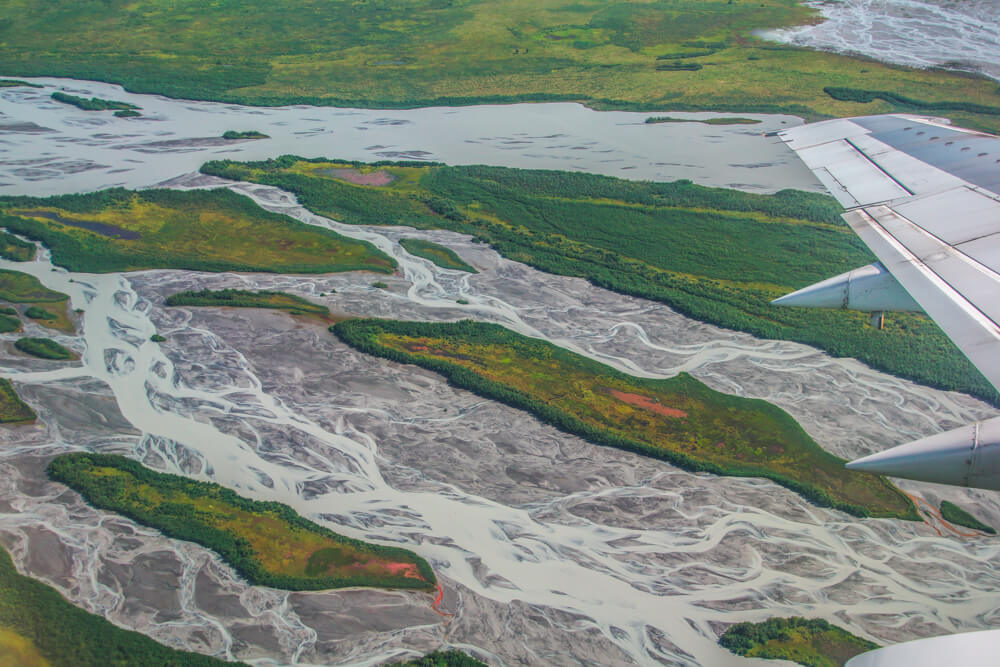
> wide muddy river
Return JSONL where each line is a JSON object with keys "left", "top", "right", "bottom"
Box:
{"left": 0, "top": 78, "right": 997, "bottom": 666}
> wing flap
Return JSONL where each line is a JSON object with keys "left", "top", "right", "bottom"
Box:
{"left": 778, "top": 114, "right": 1000, "bottom": 391}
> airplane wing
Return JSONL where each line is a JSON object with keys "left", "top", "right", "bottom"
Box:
{"left": 776, "top": 114, "right": 1000, "bottom": 391}
{"left": 772, "top": 114, "right": 1000, "bottom": 491}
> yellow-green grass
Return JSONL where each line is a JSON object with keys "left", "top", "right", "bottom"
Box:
{"left": 0, "top": 545, "right": 237, "bottom": 666}
{"left": 165, "top": 289, "right": 340, "bottom": 323}
{"left": 0, "top": 188, "right": 395, "bottom": 275}
{"left": 720, "top": 617, "right": 878, "bottom": 667}
{"left": 0, "top": 269, "right": 66, "bottom": 304}
{"left": 48, "top": 453, "right": 435, "bottom": 591}
{"left": 333, "top": 319, "right": 917, "bottom": 519}
{"left": 0, "top": 378, "right": 35, "bottom": 423}
{"left": 0, "top": 627, "right": 50, "bottom": 667}
{"left": 0, "top": 270, "right": 73, "bottom": 333}
{"left": 0, "top": 231, "right": 36, "bottom": 262}
{"left": 1, "top": 1, "right": 999, "bottom": 131}
{"left": 204, "top": 158, "right": 996, "bottom": 407}
{"left": 400, "top": 239, "right": 477, "bottom": 273}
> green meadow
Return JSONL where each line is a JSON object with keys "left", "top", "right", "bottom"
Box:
{"left": 0, "top": 1, "right": 998, "bottom": 131}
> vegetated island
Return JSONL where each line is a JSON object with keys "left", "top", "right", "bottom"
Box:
{"left": 14, "top": 337, "right": 74, "bottom": 360}
{"left": 940, "top": 500, "right": 996, "bottom": 535}
{"left": 0, "top": 188, "right": 395, "bottom": 274}
{"left": 3, "top": 1, "right": 1000, "bottom": 133}
{"left": 400, "top": 238, "right": 477, "bottom": 273}
{"left": 222, "top": 130, "right": 270, "bottom": 140}
{"left": 332, "top": 319, "right": 917, "bottom": 519}
{"left": 0, "top": 377, "right": 35, "bottom": 423}
{"left": 0, "top": 268, "right": 73, "bottom": 332}
{"left": 51, "top": 91, "right": 141, "bottom": 117}
{"left": 0, "top": 79, "right": 42, "bottom": 88}
{"left": 200, "top": 157, "right": 996, "bottom": 406}
{"left": 48, "top": 453, "right": 436, "bottom": 591}
{"left": 645, "top": 115, "right": 760, "bottom": 125}
{"left": 391, "top": 650, "right": 488, "bottom": 666}
{"left": 0, "top": 544, "right": 239, "bottom": 666}
{"left": 166, "top": 288, "right": 335, "bottom": 322}
{"left": 720, "top": 617, "right": 878, "bottom": 667}
{"left": 0, "top": 230, "right": 37, "bottom": 261}
{"left": 0, "top": 307, "right": 20, "bottom": 334}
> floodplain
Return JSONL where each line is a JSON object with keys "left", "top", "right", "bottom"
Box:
{"left": 204, "top": 157, "right": 993, "bottom": 405}
{"left": 48, "top": 453, "right": 436, "bottom": 591}
{"left": 333, "top": 318, "right": 917, "bottom": 519}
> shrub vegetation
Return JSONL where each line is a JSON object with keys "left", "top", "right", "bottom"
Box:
{"left": 166, "top": 289, "right": 332, "bottom": 320}
{"left": 400, "top": 238, "right": 477, "bottom": 273}
{"left": 48, "top": 453, "right": 436, "bottom": 591}
{"left": 222, "top": 130, "right": 269, "bottom": 140}
{"left": 0, "top": 314, "right": 20, "bottom": 333}
{"left": 0, "top": 378, "right": 35, "bottom": 422}
{"left": 391, "top": 650, "right": 488, "bottom": 666}
{"left": 720, "top": 617, "right": 878, "bottom": 667}
{"left": 50, "top": 91, "right": 141, "bottom": 114}
{"left": 0, "top": 231, "right": 36, "bottom": 261}
{"left": 333, "top": 318, "right": 917, "bottom": 519}
{"left": 202, "top": 157, "right": 996, "bottom": 406}
{"left": 0, "top": 188, "right": 395, "bottom": 274}
{"left": 14, "top": 337, "right": 73, "bottom": 360}
{"left": 24, "top": 306, "right": 56, "bottom": 321}
{"left": 940, "top": 500, "right": 996, "bottom": 534}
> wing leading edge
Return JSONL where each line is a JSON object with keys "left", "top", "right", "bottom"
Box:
{"left": 773, "top": 114, "right": 1000, "bottom": 491}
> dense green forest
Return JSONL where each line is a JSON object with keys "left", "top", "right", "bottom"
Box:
{"left": 0, "top": 188, "right": 395, "bottom": 275}
{"left": 48, "top": 453, "right": 435, "bottom": 591}
{"left": 720, "top": 617, "right": 878, "bottom": 667}
{"left": 0, "top": 377, "right": 35, "bottom": 422}
{"left": 166, "top": 289, "right": 331, "bottom": 319}
{"left": 333, "top": 318, "right": 916, "bottom": 519}
{"left": 14, "top": 337, "right": 73, "bottom": 360}
{"left": 940, "top": 501, "right": 996, "bottom": 535}
{"left": 400, "top": 239, "right": 477, "bottom": 273}
{"left": 203, "top": 157, "right": 995, "bottom": 405}
{"left": 0, "top": 545, "right": 236, "bottom": 665}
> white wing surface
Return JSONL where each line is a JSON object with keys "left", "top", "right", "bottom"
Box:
{"left": 777, "top": 114, "right": 1000, "bottom": 391}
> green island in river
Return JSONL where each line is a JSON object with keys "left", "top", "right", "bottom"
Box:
{"left": 333, "top": 318, "right": 917, "bottom": 519}
{"left": 720, "top": 617, "right": 879, "bottom": 667}
{"left": 48, "top": 453, "right": 436, "bottom": 591}
{"left": 0, "top": 188, "right": 395, "bottom": 275}
{"left": 0, "top": 268, "right": 73, "bottom": 333}
{"left": 1, "top": 0, "right": 999, "bottom": 133}
{"left": 201, "top": 157, "right": 995, "bottom": 406}
{"left": 165, "top": 288, "right": 336, "bottom": 322}
{"left": 0, "top": 377, "right": 35, "bottom": 423}
{"left": 400, "top": 238, "right": 478, "bottom": 273}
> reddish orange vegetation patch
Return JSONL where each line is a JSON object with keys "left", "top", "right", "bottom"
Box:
{"left": 382, "top": 561, "right": 424, "bottom": 579}
{"left": 326, "top": 168, "right": 396, "bottom": 186}
{"left": 608, "top": 389, "right": 688, "bottom": 418}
